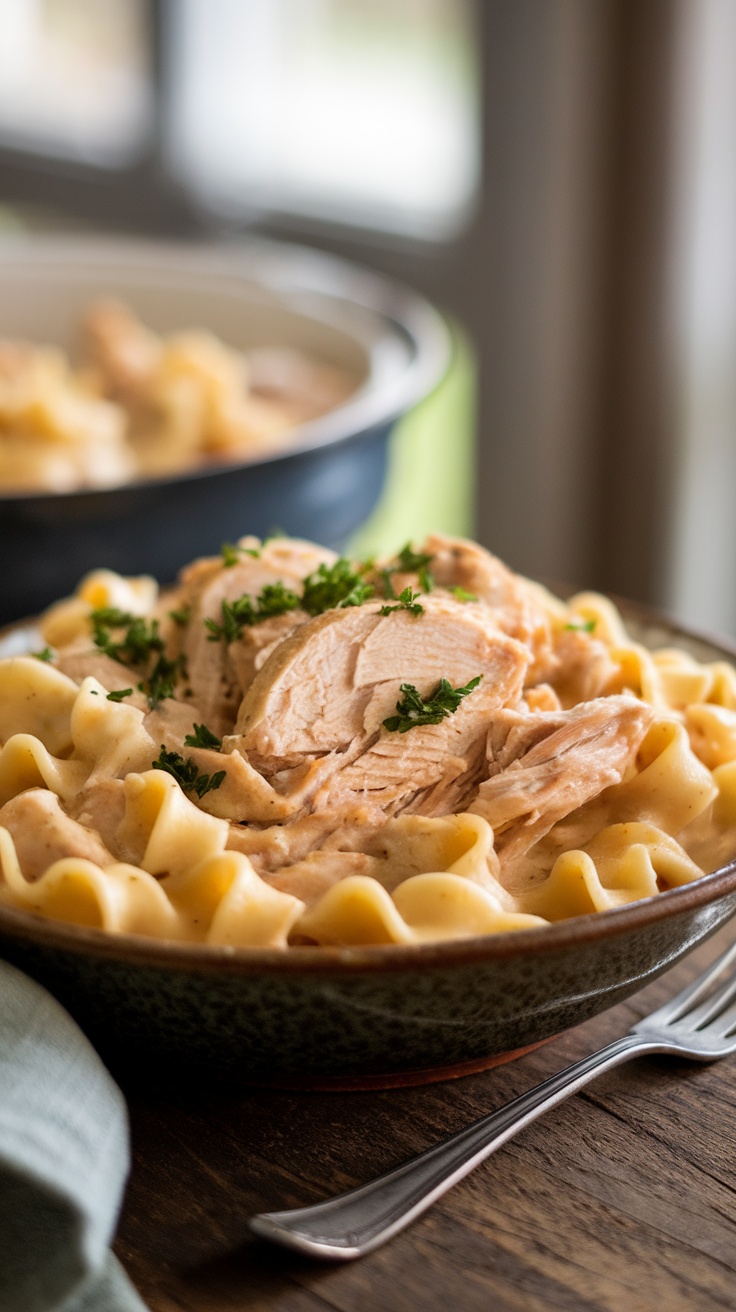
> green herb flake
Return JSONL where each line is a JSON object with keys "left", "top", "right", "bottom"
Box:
{"left": 379, "top": 586, "right": 424, "bottom": 618}
{"left": 205, "top": 582, "right": 300, "bottom": 643}
{"left": 380, "top": 543, "right": 435, "bottom": 597}
{"left": 379, "top": 568, "right": 396, "bottom": 600}
{"left": 90, "top": 609, "right": 165, "bottom": 666}
{"left": 146, "top": 653, "right": 186, "bottom": 709}
{"left": 32, "top": 647, "right": 54, "bottom": 662}
{"left": 452, "top": 586, "right": 478, "bottom": 603}
{"left": 396, "top": 543, "right": 434, "bottom": 575}
{"left": 90, "top": 608, "right": 183, "bottom": 707}
{"left": 383, "top": 675, "right": 482, "bottom": 734}
{"left": 205, "top": 595, "right": 255, "bottom": 644}
{"left": 152, "top": 746, "right": 226, "bottom": 799}
{"left": 184, "top": 722, "right": 222, "bottom": 751}
{"left": 221, "top": 541, "right": 262, "bottom": 567}
{"left": 106, "top": 688, "right": 133, "bottom": 702}
{"left": 564, "top": 619, "right": 597, "bottom": 633}
{"left": 301, "top": 559, "right": 374, "bottom": 616}
{"left": 253, "top": 582, "right": 301, "bottom": 620}
{"left": 168, "top": 605, "right": 191, "bottom": 626}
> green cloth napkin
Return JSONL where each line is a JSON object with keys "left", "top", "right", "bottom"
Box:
{"left": 0, "top": 961, "right": 147, "bottom": 1312}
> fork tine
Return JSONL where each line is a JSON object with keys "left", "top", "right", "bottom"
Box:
{"left": 673, "top": 971, "right": 736, "bottom": 1031}
{"left": 642, "top": 941, "right": 736, "bottom": 1027}
{"left": 703, "top": 996, "right": 736, "bottom": 1039}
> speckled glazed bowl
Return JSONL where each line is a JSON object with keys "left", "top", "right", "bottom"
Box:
{"left": 0, "top": 607, "right": 735, "bottom": 1085}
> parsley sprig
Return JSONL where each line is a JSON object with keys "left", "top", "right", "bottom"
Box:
{"left": 383, "top": 675, "right": 482, "bottom": 734}
{"left": 221, "top": 541, "right": 261, "bottom": 566}
{"left": 379, "top": 586, "right": 424, "bottom": 618}
{"left": 32, "top": 647, "right": 54, "bottom": 662}
{"left": 106, "top": 688, "right": 133, "bottom": 702}
{"left": 380, "top": 543, "right": 435, "bottom": 597}
{"left": 184, "top": 722, "right": 222, "bottom": 750}
{"left": 90, "top": 609, "right": 184, "bottom": 708}
{"left": 152, "top": 746, "right": 226, "bottom": 799}
{"left": 144, "top": 653, "right": 186, "bottom": 709}
{"left": 205, "top": 582, "right": 301, "bottom": 643}
{"left": 301, "top": 559, "right": 374, "bottom": 616}
{"left": 91, "top": 609, "right": 163, "bottom": 665}
{"left": 564, "top": 619, "right": 596, "bottom": 633}
{"left": 205, "top": 556, "right": 380, "bottom": 642}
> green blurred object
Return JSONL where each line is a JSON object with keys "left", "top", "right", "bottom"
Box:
{"left": 349, "top": 321, "right": 475, "bottom": 558}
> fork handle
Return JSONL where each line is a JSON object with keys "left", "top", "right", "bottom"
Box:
{"left": 250, "top": 1032, "right": 660, "bottom": 1260}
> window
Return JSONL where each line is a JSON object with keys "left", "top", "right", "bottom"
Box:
{"left": 0, "top": 0, "right": 152, "bottom": 165}
{"left": 167, "top": 0, "right": 480, "bottom": 240}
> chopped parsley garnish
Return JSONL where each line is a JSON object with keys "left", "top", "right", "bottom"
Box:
{"left": 383, "top": 675, "right": 482, "bottom": 733}
{"left": 255, "top": 582, "right": 302, "bottom": 620}
{"left": 205, "top": 596, "right": 255, "bottom": 643}
{"left": 221, "top": 541, "right": 261, "bottom": 566}
{"left": 452, "top": 586, "right": 478, "bottom": 603}
{"left": 396, "top": 543, "right": 434, "bottom": 574}
{"left": 379, "top": 568, "right": 396, "bottom": 600}
{"left": 380, "top": 543, "right": 435, "bottom": 596}
{"left": 91, "top": 609, "right": 164, "bottom": 666}
{"left": 145, "top": 653, "right": 186, "bottom": 708}
{"left": 379, "top": 586, "right": 424, "bottom": 618}
{"left": 184, "top": 722, "right": 222, "bottom": 751}
{"left": 32, "top": 647, "right": 53, "bottom": 662}
{"left": 301, "top": 559, "right": 374, "bottom": 616}
{"left": 168, "top": 605, "right": 191, "bottom": 626}
{"left": 205, "top": 581, "right": 301, "bottom": 643}
{"left": 91, "top": 608, "right": 184, "bottom": 708}
{"left": 151, "top": 746, "right": 226, "bottom": 799}
{"left": 564, "top": 619, "right": 597, "bottom": 633}
{"left": 106, "top": 688, "right": 133, "bottom": 702}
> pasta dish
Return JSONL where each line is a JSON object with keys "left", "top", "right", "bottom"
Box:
{"left": 0, "top": 533, "right": 734, "bottom": 948}
{"left": 0, "top": 303, "right": 355, "bottom": 493}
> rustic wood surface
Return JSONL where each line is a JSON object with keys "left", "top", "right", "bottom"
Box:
{"left": 114, "top": 923, "right": 736, "bottom": 1312}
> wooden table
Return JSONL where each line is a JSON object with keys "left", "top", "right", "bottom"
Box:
{"left": 115, "top": 923, "right": 736, "bottom": 1312}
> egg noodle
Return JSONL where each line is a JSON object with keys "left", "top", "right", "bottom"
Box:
{"left": 0, "top": 533, "right": 734, "bottom": 948}
{"left": 0, "top": 303, "right": 353, "bottom": 493}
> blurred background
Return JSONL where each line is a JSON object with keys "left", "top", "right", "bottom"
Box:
{"left": 0, "top": 0, "right": 734, "bottom": 634}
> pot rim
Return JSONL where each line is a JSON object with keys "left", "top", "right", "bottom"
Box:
{"left": 0, "top": 234, "right": 451, "bottom": 505}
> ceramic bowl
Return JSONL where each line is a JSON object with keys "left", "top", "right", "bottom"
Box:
{"left": 0, "top": 236, "right": 449, "bottom": 622}
{"left": 0, "top": 606, "right": 735, "bottom": 1086}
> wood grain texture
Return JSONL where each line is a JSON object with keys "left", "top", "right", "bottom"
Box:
{"left": 113, "top": 924, "right": 736, "bottom": 1312}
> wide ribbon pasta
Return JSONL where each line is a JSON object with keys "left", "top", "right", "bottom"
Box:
{"left": 0, "top": 540, "right": 735, "bottom": 950}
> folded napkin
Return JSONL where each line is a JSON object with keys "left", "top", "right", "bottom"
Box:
{"left": 0, "top": 961, "right": 147, "bottom": 1312}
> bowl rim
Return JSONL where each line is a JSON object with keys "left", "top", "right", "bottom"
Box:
{"left": 0, "top": 234, "right": 451, "bottom": 505}
{"left": 0, "top": 856, "right": 735, "bottom": 977}
{"left": 2, "top": 597, "right": 736, "bottom": 977}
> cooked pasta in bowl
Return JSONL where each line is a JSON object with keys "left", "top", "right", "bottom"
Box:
{"left": 0, "top": 301, "right": 356, "bottom": 494}
{"left": 0, "top": 236, "right": 449, "bottom": 622}
{"left": 0, "top": 533, "right": 735, "bottom": 1081}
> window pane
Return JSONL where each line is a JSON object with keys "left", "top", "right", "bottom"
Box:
{"left": 168, "top": 0, "right": 480, "bottom": 239}
{"left": 0, "top": 0, "right": 152, "bottom": 165}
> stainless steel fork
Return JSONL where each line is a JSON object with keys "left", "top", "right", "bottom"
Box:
{"left": 250, "top": 942, "right": 736, "bottom": 1260}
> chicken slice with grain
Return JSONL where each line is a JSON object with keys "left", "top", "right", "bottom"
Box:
{"left": 176, "top": 536, "right": 337, "bottom": 736}
{"left": 227, "top": 593, "right": 529, "bottom": 819}
{"left": 469, "top": 695, "right": 654, "bottom": 870}
{"left": 405, "top": 533, "right": 556, "bottom": 681}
